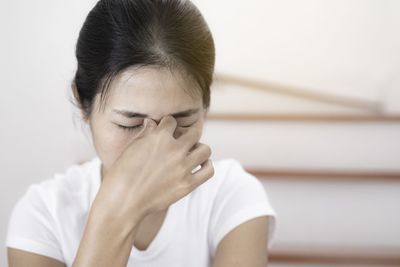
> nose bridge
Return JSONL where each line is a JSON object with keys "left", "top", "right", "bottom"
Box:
{"left": 148, "top": 116, "right": 181, "bottom": 137}
{"left": 149, "top": 115, "right": 174, "bottom": 125}
{"left": 152, "top": 118, "right": 161, "bottom": 125}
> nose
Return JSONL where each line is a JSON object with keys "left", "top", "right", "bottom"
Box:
{"left": 148, "top": 117, "right": 181, "bottom": 138}
{"left": 152, "top": 119, "right": 160, "bottom": 125}
{"left": 145, "top": 117, "right": 160, "bottom": 125}
{"left": 150, "top": 115, "right": 175, "bottom": 125}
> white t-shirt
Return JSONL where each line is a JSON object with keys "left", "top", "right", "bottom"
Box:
{"left": 6, "top": 157, "right": 277, "bottom": 267}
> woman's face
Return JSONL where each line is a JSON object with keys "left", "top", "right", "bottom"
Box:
{"left": 87, "top": 66, "right": 206, "bottom": 178}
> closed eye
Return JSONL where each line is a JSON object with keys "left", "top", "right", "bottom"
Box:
{"left": 115, "top": 122, "right": 195, "bottom": 131}
{"left": 117, "top": 124, "right": 143, "bottom": 131}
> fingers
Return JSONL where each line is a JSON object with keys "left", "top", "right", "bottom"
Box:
{"left": 189, "top": 159, "right": 214, "bottom": 190}
{"left": 185, "top": 142, "right": 212, "bottom": 170}
{"left": 156, "top": 115, "right": 178, "bottom": 135}
{"left": 136, "top": 118, "right": 157, "bottom": 138}
{"left": 178, "top": 126, "right": 202, "bottom": 152}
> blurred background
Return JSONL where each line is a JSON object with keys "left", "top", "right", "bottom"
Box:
{"left": 1, "top": 0, "right": 400, "bottom": 266}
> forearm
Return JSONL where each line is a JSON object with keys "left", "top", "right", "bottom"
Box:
{"left": 72, "top": 201, "right": 142, "bottom": 267}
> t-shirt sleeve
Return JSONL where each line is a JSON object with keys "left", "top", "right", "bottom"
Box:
{"left": 208, "top": 159, "right": 277, "bottom": 255}
{"left": 5, "top": 184, "right": 64, "bottom": 263}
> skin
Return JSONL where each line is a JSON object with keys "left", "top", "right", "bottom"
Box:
{"left": 87, "top": 66, "right": 207, "bottom": 179}
{"left": 8, "top": 66, "right": 270, "bottom": 267}
{"left": 88, "top": 66, "right": 208, "bottom": 251}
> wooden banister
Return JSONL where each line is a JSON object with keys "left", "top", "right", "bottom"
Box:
{"left": 268, "top": 244, "right": 400, "bottom": 266}
{"left": 206, "top": 113, "right": 400, "bottom": 122}
{"left": 246, "top": 168, "right": 400, "bottom": 181}
{"left": 214, "top": 73, "right": 383, "bottom": 113}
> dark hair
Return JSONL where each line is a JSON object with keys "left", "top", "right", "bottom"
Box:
{"left": 70, "top": 0, "right": 215, "bottom": 120}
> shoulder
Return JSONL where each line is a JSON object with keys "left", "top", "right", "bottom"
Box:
{"left": 190, "top": 157, "right": 275, "bottom": 224}
{"left": 200, "top": 157, "right": 266, "bottom": 198}
{"left": 11, "top": 156, "right": 101, "bottom": 219}
{"left": 45, "top": 157, "right": 100, "bottom": 193}
{"left": 6, "top": 157, "right": 101, "bottom": 263}
{"left": 196, "top": 158, "right": 277, "bottom": 254}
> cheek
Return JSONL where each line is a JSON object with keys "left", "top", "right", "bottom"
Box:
{"left": 92, "top": 124, "right": 134, "bottom": 169}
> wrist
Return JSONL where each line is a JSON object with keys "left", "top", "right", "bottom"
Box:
{"left": 89, "top": 194, "right": 145, "bottom": 243}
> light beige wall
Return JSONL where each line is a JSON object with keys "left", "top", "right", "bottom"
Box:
{"left": 192, "top": 0, "right": 400, "bottom": 105}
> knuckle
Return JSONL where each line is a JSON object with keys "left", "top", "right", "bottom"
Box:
{"left": 204, "top": 145, "right": 212, "bottom": 157}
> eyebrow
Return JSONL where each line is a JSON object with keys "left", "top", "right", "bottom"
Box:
{"left": 112, "top": 108, "right": 200, "bottom": 119}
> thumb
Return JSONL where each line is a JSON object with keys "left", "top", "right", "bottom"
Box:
{"left": 137, "top": 118, "right": 157, "bottom": 137}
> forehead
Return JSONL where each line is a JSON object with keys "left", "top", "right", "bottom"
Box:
{"left": 104, "top": 66, "right": 202, "bottom": 114}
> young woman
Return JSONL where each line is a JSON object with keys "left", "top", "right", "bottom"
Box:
{"left": 6, "top": 0, "right": 277, "bottom": 266}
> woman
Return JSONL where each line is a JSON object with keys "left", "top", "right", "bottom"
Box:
{"left": 6, "top": 0, "right": 276, "bottom": 266}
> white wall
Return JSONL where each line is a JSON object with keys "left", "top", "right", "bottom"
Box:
{"left": 0, "top": 1, "right": 98, "bottom": 266}
{"left": 1, "top": 1, "right": 400, "bottom": 266}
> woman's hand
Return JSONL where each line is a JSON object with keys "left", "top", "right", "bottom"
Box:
{"left": 91, "top": 115, "right": 214, "bottom": 227}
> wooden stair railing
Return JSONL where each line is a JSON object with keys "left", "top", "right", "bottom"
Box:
{"left": 268, "top": 244, "right": 400, "bottom": 266}
{"left": 246, "top": 168, "right": 400, "bottom": 181}
{"left": 206, "top": 113, "right": 400, "bottom": 122}
{"left": 214, "top": 73, "right": 384, "bottom": 114}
